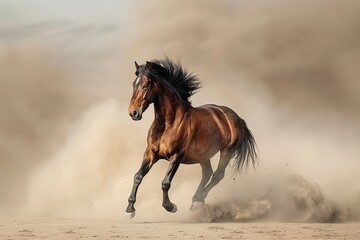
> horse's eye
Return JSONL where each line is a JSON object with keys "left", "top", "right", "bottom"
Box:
{"left": 143, "top": 83, "right": 148, "bottom": 89}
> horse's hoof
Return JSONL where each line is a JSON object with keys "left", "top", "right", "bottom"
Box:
{"left": 190, "top": 201, "right": 205, "bottom": 211}
{"left": 125, "top": 211, "right": 135, "bottom": 219}
{"left": 171, "top": 204, "right": 177, "bottom": 213}
{"left": 163, "top": 203, "right": 177, "bottom": 213}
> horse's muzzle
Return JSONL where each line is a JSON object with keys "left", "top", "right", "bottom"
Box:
{"left": 129, "top": 109, "right": 142, "bottom": 121}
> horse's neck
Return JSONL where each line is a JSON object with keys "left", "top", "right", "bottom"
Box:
{"left": 153, "top": 84, "right": 187, "bottom": 128}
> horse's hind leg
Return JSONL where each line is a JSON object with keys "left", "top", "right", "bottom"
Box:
{"left": 201, "top": 151, "right": 231, "bottom": 201}
{"left": 191, "top": 160, "right": 213, "bottom": 209}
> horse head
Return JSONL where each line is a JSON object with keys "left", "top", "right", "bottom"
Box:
{"left": 128, "top": 61, "right": 159, "bottom": 121}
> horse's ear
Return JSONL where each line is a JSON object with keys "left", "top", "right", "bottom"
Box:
{"left": 135, "top": 61, "right": 139, "bottom": 70}
{"left": 146, "top": 61, "right": 152, "bottom": 70}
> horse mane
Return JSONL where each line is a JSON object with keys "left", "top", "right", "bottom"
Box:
{"left": 140, "top": 57, "right": 201, "bottom": 104}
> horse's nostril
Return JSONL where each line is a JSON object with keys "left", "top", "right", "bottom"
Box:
{"left": 133, "top": 110, "right": 138, "bottom": 118}
{"left": 129, "top": 110, "right": 139, "bottom": 118}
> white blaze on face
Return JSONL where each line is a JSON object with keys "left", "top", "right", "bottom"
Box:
{"left": 135, "top": 76, "right": 141, "bottom": 87}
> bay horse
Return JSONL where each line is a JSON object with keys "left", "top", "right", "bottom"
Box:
{"left": 125, "top": 58, "right": 258, "bottom": 218}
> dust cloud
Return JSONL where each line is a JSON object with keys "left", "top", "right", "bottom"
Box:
{"left": 194, "top": 175, "right": 348, "bottom": 223}
{"left": 0, "top": 44, "right": 74, "bottom": 209}
{"left": 1, "top": 0, "right": 360, "bottom": 223}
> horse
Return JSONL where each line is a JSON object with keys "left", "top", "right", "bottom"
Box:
{"left": 125, "top": 58, "right": 258, "bottom": 218}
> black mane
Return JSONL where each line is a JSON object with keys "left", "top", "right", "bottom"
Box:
{"left": 138, "top": 57, "right": 201, "bottom": 104}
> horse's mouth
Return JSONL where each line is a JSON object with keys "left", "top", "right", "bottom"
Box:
{"left": 131, "top": 116, "right": 142, "bottom": 121}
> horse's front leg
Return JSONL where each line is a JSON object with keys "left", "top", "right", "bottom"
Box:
{"left": 125, "top": 150, "right": 156, "bottom": 218}
{"left": 162, "top": 154, "right": 182, "bottom": 213}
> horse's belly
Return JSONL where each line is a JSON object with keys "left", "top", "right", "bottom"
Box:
{"left": 182, "top": 151, "right": 218, "bottom": 164}
{"left": 182, "top": 139, "right": 222, "bottom": 164}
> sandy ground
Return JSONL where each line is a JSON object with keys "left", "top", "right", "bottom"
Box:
{"left": 1, "top": 216, "right": 359, "bottom": 240}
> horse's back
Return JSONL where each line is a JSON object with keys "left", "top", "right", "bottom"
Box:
{"left": 195, "top": 104, "right": 243, "bottom": 130}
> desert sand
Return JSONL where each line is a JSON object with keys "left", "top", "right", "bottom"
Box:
{"left": 1, "top": 216, "right": 360, "bottom": 240}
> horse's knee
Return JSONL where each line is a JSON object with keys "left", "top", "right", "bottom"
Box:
{"left": 162, "top": 180, "right": 171, "bottom": 192}
{"left": 134, "top": 172, "right": 143, "bottom": 184}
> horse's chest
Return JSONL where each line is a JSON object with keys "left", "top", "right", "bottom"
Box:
{"left": 158, "top": 129, "right": 186, "bottom": 158}
{"left": 158, "top": 137, "right": 176, "bottom": 158}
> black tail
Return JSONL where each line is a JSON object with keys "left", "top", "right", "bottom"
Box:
{"left": 231, "top": 119, "right": 259, "bottom": 174}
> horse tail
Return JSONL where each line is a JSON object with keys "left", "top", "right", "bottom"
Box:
{"left": 230, "top": 118, "right": 259, "bottom": 174}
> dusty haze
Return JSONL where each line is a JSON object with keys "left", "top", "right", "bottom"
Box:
{"left": 1, "top": 0, "right": 360, "bottom": 222}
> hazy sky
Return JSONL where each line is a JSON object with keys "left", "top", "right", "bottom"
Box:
{"left": 0, "top": 0, "right": 131, "bottom": 68}
{"left": 0, "top": 0, "right": 129, "bottom": 24}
